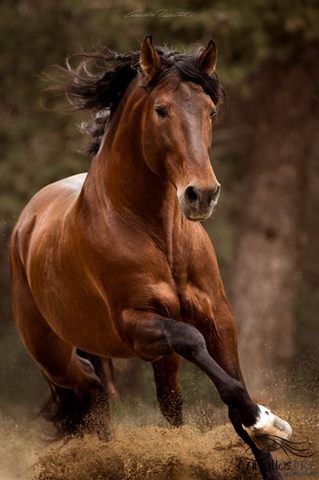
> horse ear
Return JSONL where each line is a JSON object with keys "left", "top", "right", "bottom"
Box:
{"left": 140, "top": 36, "right": 161, "bottom": 81}
{"left": 198, "top": 40, "right": 217, "bottom": 76}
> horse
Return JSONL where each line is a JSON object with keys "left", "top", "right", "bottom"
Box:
{"left": 10, "top": 36, "right": 292, "bottom": 479}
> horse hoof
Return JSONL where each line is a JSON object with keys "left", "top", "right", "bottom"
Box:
{"left": 244, "top": 405, "right": 292, "bottom": 451}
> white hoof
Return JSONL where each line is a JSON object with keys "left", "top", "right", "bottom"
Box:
{"left": 243, "top": 405, "right": 292, "bottom": 451}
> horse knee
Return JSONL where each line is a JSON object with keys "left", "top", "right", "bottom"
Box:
{"left": 163, "top": 320, "right": 207, "bottom": 361}
{"left": 121, "top": 311, "right": 207, "bottom": 361}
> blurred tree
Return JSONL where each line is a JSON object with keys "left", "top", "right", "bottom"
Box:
{"left": 232, "top": 43, "right": 319, "bottom": 394}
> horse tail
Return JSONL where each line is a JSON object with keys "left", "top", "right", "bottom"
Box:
{"left": 39, "top": 351, "right": 116, "bottom": 435}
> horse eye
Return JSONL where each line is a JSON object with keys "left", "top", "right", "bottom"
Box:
{"left": 209, "top": 109, "right": 217, "bottom": 119}
{"left": 155, "top": 105, "right": 168, "bottom": 118}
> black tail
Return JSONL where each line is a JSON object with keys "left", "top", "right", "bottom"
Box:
{"left": 40, "top": 350, "right": 108, "bottom": 436}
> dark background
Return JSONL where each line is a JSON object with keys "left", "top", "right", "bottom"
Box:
{"left": 1, "top": 0, "right": 319, "bottom": 417}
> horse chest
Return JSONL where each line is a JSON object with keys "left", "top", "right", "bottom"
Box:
{"left": 149, "top": 279, "right": 214, "bottom": 323}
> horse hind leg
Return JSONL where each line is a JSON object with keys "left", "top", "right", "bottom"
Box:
{"left": 10, "top": 253, "right": 109, "bottom": 437}
{"left": 77, "top": 351, "right": 119, "bottom": 399}
{"left": 42, "top": 352, "right": 110, "bottom": 438}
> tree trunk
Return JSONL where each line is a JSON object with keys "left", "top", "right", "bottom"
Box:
{"left": 231, "top": 44, "right": 319, "bottom": 396}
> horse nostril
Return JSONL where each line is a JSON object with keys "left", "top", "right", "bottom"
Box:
{"left": 185, "top": 186, "right": 199, "bottom": 203}
{"left": 214, "top": 184, "right": 221, "bottom": 195}
{"left": 209, "top": 184, "right": 221, "bottom": 203}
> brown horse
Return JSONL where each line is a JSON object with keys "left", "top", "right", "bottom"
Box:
{"left": 10, "top": 37, "right": 292, "bottom": 479}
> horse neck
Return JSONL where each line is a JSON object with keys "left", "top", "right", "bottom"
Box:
{"left": 80, "top": 89, "right": 182, "bottom": 251}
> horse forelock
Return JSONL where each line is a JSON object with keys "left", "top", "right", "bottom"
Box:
{"left": 58, "top": 45, "right": 224, "bottom": 157}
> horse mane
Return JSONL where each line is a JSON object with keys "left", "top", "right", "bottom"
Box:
{"left": 56, "top": 45, "right": 224, "bottom": 157}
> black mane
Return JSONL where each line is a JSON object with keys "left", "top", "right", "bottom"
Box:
{"left": 59, "top": 45, "right": 224, "bottom": 157}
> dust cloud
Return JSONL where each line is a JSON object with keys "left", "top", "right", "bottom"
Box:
{"left": 0, "top": 365, "right": 318, "bottom": 480}
{"left": 0, "top": 415, "right": 41, "bottom": 480}
{"left": 0, "top": 400, "right": 316, "bottom": 480}
{"left": 33, "top": 422, "right": 255, "bottom": 480}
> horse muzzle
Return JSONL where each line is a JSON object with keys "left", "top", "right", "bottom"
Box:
{"left": 178, "top": 183, "right": 221, "bottom": 221}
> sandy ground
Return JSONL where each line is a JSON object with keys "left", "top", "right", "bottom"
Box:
{"left": 0, "top": 415, "right": 42, "bottom": 480}
{"left": 0, "top": 400, "right": 317, "bottom": 480}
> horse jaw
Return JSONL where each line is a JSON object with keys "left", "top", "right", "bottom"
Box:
{"left": 243, "top": 404, "right": 293, "bottom": 452}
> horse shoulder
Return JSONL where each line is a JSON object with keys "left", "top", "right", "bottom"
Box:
{"left": 13, "top": 173, "right": 87, "bottom": 289}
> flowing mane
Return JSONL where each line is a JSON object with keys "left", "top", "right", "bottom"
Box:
{"left": 56, "top": 45, "right": 224, "bottom": 157}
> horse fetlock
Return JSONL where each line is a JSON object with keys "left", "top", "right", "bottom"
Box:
{"left": 158, "top": 384, "right": 183, "bottom": 425}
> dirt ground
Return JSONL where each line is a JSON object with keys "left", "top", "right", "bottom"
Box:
{"left": 0, "top": 398, "right": 317, "bottom": 480}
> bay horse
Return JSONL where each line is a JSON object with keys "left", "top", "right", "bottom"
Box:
{"left": 10, "top": 37, "right": 292, "bottom": 479}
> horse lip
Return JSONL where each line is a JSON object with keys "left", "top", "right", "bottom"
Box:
{"left": 186, "top": 212, "right": 211, "bottom": 222}
{"left": 184, "top": 210, "right": 214, "bottom": 222}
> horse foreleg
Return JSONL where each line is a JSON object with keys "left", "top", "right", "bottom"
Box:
{"left": 207, "top": 298, "right": 290, "bottom": 479}
{"left": 152, "top": 353, "right": 183, "bottom": 426}
{"left": 122, "top": 310, "right": 258, "bottom": 423}
{"left": 229, "top": 408, "right": 284, "bottom": 480}
{"left": 122, "top": 309, "right": 286, "bottom": 480}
